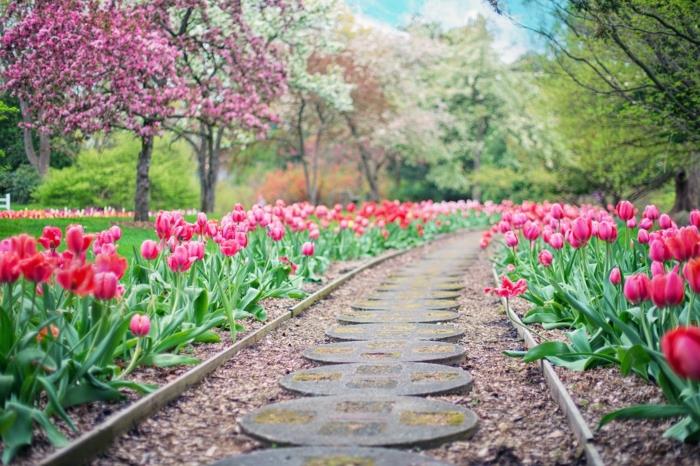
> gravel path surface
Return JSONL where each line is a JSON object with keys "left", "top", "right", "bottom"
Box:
{"left": 93, "top": 232, "right": 582, "bottom": 466}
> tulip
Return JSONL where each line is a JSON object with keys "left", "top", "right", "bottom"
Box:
{"left": 93, "top": 272, "right": 118, "bottom": 300}
{"left": 36, "top": 324, "right": 59, "bottom": 343}
{"left": 596, "top": 221, "right": 618, "bottom": 242}
{"left": 690, "top": 210, "right": 700, "bottom": 228}
{"left": 538, "top": 250, "right": 553, "bottom": 267}
{"left": 94, "top": 253, "right": 128, "bottom": 279}
{"left": 19, "top": 253, "right": 53, "bottom": 283}
{"left": 651, "top": 261, "right": 665, "bottom": 276}
{"left": 11, "top": 234, "right": 37, "bottom": 259}
{"left": 0, "top": 252, "right": 20, "bottom": 283}
{"left": 626, "top": 218, "right": 637, "bottom": 229}
{"left": 267, "top": 223, "right": 285, "bottom": 241}
{"left": 66, "top": 225, "right": 92, "bottom": 256}
{"left": 504, "top": 231, "right": 519, "bottom": 248}
{"left": 109, "top": 225, "right": 122, "bottom": 242}
{"left": 649, "top": 239, "right": 671, "bottom": 262}
{"left": 302, "top": 241, "right": 315, "bottom": 256}
{"left": 665, "top": 227, "right": 700, "bottom": 262}
{"left": 643, "top": 205, "right": 660, "bottom": 220}
{"left": 624, "top": 274, "right": 651, "bottom": 304}
{"left": 140, "top": 240, "right": 160, "bottom": 260}
{"left": 571, "top": 217, "right": 592, "bottom": 244}
{"left": 637, "top": 229, "right": 650, "bottom": 244}
{"left": 187, "top": 241, "right": 205, "bottom": 261}
{"left": 659, "top": 214, "right": 673, "bottom": 230}
{"left": 616, "top": 201, "right": 635, "bottom": 221}
{"left": 219, "top": 239, "right": 240, "bottom": 257}
{"left": 38, "top": 226, "right": 62, "bottom": 250}
{"left": 548, "top": 233, "right": 564, "bottom": 250}
{"left": 550, "top": 203, "right": 564, "bottom": 220}
{"left": 650, "top": 271, "right": 685, "bottom": 307}
{"left": 167, "top": 245, "right": 194, "bottom": 272}
{"left": 661, "top": 326, "right": 700, "bottom": 380}
{"left": 639, "top": 218, "right": 653, "bottom": 230}
{"left": 683, "top": 257, "right": 700, "bottom": 294}
{"left": 609, "top": 267, "right": 621, "bottom": 285}
{"left": 56, "top": 263, "right": 95, "bottom": 296}
{"left": 522, "top": 221, "right": 541, "bottom": 242}
{"left": 130, "top": 314, "right": 151, "bottom": 337}
{"left": 484, "top": 276, "right": 528, "bottom": 298}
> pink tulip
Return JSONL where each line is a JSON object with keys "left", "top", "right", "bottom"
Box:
{"left": 659, "top": 214, "right": 673, "bottom": 230}
{"left": 649, "top": 239, "right": 671, "bottom": 262}
{"left": 650, "top": 271, "right": 685, "bottom": 307}
{"left": 538, "top": 250, "right": 553, "bottom": 267}
{"left": 550, "top": 203, "right": 564, "bottom": 220}
{"left": 596, "top": 221, "right": 618, "bottom": 242}
{"left": 639, "top": 218, "right": 653, "bottom": 230}
{"left": 651, "top": 261, "right": 666, "bottom": 276}
{"left": 504, "top": 231, "right": 519, "bottom": 248}
{"left": 219, "top": 239, "right": 240, "bottom": 257}
{"left": 690, "top": 210, "right": 700, "bottom": 228}
{"left": 140, "top": 240, "right": 160, "bottom": 260}
{"left": 637, "top": 229, "right": 650, "bottom": 244}
{"left": 643, "top": 205, "right": 660, "bottom": 220}
{"left": 167, "top": 245, "right": 194, "bottom": 272}
{"left": 301, "top": 241, "right": 315, "bottom": 256}
{"left": 683, "top": 258, "right": 700, "bottom": 294}
{"left": 522, "top": 221, "right": 540, "bottom": 242}
{"left": 571, "top": 217, "right": 592, "bottom": 244}
{"left": 548, "top": 233, "right": 564, "bottom": 250}
{"left": 129, "top": 314, "right": 151, "bottom": 337}
{"left": 624, "top": 273, "right": 651, "bottom": 304}
{"left": 626, "top": 218, "right": 637, "bottom": 229}
{"left": 93, "top": 272, "right": 118, "bottom": 300}
{"left": 616, "top": 201, "right": 635, "bottom": 221}
{"left": 609, "top": 267, "right": 621, "bottom": 285}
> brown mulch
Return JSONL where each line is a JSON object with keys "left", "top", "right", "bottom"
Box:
{"left": 508, "top": 295, "right": 700, "bottom": 465}
{"left": 92, "top": 232, "right": 582, "bottom": 466}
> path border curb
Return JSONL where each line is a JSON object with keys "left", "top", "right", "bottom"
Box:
{"left": 491, "top": 267, "right": 605, "bottom": 466}
{"left": 39, "top": 232, "right": 464, "bottom": 466}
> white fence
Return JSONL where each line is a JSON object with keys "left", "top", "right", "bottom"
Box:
{"left": 0, "top": 193, "right": 10, "bottom": 210}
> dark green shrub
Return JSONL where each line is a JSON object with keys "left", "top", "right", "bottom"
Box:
{"left": 0, "top": 164, "right": 41, "bottom": 204}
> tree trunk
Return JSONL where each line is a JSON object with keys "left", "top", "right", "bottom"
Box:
{"left": 197, "top": 125, "right": 222, "bottom": 213}
{"left": 471, "top": 117, "right": 488, "bottom": 201}
{"left": 134, "top": 134, "right": 154, "bottom": 222}
{"left": 19, "top": 98, "right": 51, "bottom": 177}
{"left": 345, "top": 115, "right": 379, "bottom": 201}
{"left": 672, "top": 157, "right": 700, "bottom": 212}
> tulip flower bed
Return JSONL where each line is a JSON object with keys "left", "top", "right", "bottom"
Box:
{"left": 0, "top": 199, "right": 494, "bottom": 464}
{"left": 484, "top": 200, "right": 700, "bottom": 446}
{"left": 0, "top": 207, "right": 136, "bottom": 220}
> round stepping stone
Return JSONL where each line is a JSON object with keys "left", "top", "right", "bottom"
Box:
{"left": 281, "top": 362, "right": 472, "bottom": 396}
{"left": 240, "top": 395, "right": 478, "bottom": 448}
{"left": 303, "top": 340, "right": 466, "bottom": 364}
{"left": 337, "top": 310, "right": 459, "bottom": 324}
{"left": 351, "top": 299, "right": 459, "bottom": 311}
{"left": 367, "top": 290, "right": 461, "bottom": 301}
{"left": 209, "top": 447, "right": 452, "bottom": 466}
{"left": 326, "top": 323, "right": 464, "bottom": 341}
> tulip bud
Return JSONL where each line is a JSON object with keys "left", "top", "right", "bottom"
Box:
{"left": 550, "top": 203, "right": 564, "bottom": 220}
{"left": 659, "top": 214, "right": 673, "bottom": 230}
{"left": 504, "top": 231, "right": 519, "bottom": 248}
{"left": 661, "top": 327, "right": 700, "bottom": 381}
{"left": 616, "top": 201, "right": 635, "bottom": 221}
{"left": 649, "top": 239, "right": 671, "bottom": 262}
{"left": 651, "top": 261, "right": 665, "bottom": 276}
{"left": 643, "top": 205, "right": 660, "bottom": 220}
{"left": 0, "top": 252, "right": 20, "bottom": 283}
{"left": 690, "top": 210, "right": 700, "bottom": 228}
{"left": 538, "top": 250, "right": 553, "bottom": 267}
{"left": 130, "top": 314, "right": 151, "bottom": 337}
{"left": 683, "top": 257, "right": 700, "bottom": 294}
{"left": 140, "top": 240, "right": 160, "bottom": 260}
{"left": 93, "top": 271, "right": 118, "bottom": 300}
{"left": 302, "top": 241, "right": 315, "bottom": 256}
{"left": 609, "top": 267, "right": 621, "bottom": 285}
{"left": 650, "top": 270, "right": 685, "bottom": 307}
{"left": 637, "top": 229, "right": 650, "bottom": 244}
{"left": 548, "top": 233, "right": 564, "bottom": 250}
{"left": 639, "top": 218, "right": 653, "bottom": 230}
{"left": 626, "top": 218, "right": 637, "bottom": 229}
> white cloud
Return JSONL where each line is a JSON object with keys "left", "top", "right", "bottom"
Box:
{"left": 416, "top": 0, "right": 529, "bottom": 63}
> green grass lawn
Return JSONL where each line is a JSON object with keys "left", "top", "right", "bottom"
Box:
{"left": 0, "top": 217, "right": 154, "bottom": 259}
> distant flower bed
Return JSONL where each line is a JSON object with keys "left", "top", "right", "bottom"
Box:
{"left": 0, "top": 207, "right": 134, "bottom": 219}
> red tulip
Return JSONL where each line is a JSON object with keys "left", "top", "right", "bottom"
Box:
{"left": 616, "top": 201, "right": 635, "bottom": 221}
{"left": 661, "top": 327, "right": 700, "bottom": 380}
{"left": 19, "top": 253, "right": 53, "bottom": 283}
{"left": 302, "top": 241, "right": 315, "bottom": 256}
{"left": 130, "top": 314, "right": 151, "bottom": 337}
{"left": 93, "top": 272, "right": 118, "bottom": 300}
{"left": 665, "top": 227, "right": 700, "bottom": 262}
{"left": 0, "top": 252, "right": 20, "bottom": 283}
{"left": 484, "top": 276, "right": 528, "bottom": 299}
{"left": 609, "top": 267, "right": 621, "bottom": 285}
{"left": 140, "top": 240, "right": 160, "bottom": 260}
{"left": 11, "top": 234, "right": 37, "bottom": 259}
{"left": 683, "top": 257, "right": 700, "bottom": 293}
{"left": 66, "top": 225, "right": 93, "bottom": 256}
{"left": 38, "top": 226, "right": 62, "bottom": 250}
{"left": 56, "top": 263, "right": 95, "bottom": 296}
{"left": 94, "top": 253, "right": 128, "bottom": 279}
{"left": 650, "top": 271, "right": 685, "bottom": 307}
{"left": 624, "top": 274, "right": 651, "bottom": 304}
{"left": 538, "top": 250, "right": 553, "bottom": 267}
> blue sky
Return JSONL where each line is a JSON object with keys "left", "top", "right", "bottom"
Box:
{"left": 346, "top": 0, "right": 545, "bottom": 62}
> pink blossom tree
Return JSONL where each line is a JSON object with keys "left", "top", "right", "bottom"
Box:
{"left": 1, "top": 0, "right": 185, "bottom": 220}
{"left": 154, "top": 0, "right": 292, "bottom": 212}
